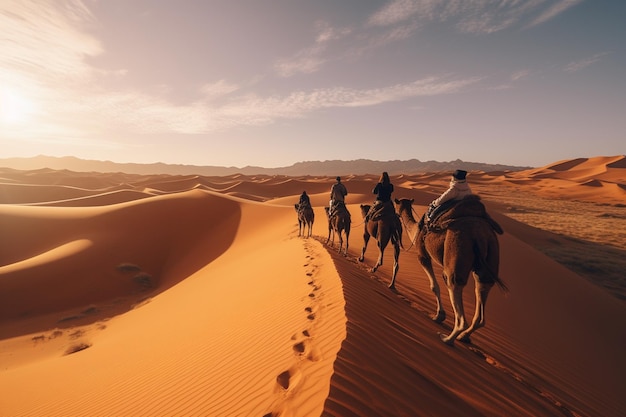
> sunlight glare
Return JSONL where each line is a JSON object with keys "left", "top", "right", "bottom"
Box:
{"left": 0, "top": 88, "right": 37, "bottom": 125}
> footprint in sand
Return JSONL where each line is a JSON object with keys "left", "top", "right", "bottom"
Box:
{"left": 292, "top": 335, "right": 321, "bottom": 363}
{"left": 293, "top": 341, "right": 306, "bottom": 355}
{"left": 64, "top": 343, "right": 92, "bottom": 356}
{"left": 291, "top": 331, "right": 310, "bottom": 354}
{"left": 266, "top": 239, "right": 324, "bottom": 415}
{"left": 264, "top": 241, "right": 327, "bottom": 416}
{"left": 275, "top": 367, "right": 303, "bottom": 392}
{"left": 305, "top": 306, "right": 316, "bottom": 321}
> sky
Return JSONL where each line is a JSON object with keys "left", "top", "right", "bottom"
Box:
{"left": 1, "top": 0, "right": 625, "bottom": 168}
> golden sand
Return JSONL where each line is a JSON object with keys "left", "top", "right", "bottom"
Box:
{"left": 1, "top": 155, "right": 624, "bottom": 416}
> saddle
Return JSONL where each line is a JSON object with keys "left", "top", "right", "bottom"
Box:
{"left": 296, "top": 202, "right": 312, "bottom": 216}
{"left": 425, "top": 199, "right": 457, "bottom": 225}
{"left": 329, "top": 201, "right": 350, "bottom": 218}
{"left": 367, "top": 200, "right": 394, "bottom": 222}
{"left": 365, "top": 200, "right": 397, "bottom": 223}
{"left": 421, "top": 195, "right": 503, "bottom": 234}
{"left": 366, "top": 200, "right": 403, "bottom": 247}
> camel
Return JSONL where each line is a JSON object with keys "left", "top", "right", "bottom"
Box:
{"left": 358, "top": 202, "right": 403, "bottom": 290}
{"left": 294, "top": 203, "right": 314, "bottom": 238}
{"left": 324, "top": 204, "right": 350, "bottom": 255}
{"left": 395, "top": 196, "right": 507, "bottom": 345}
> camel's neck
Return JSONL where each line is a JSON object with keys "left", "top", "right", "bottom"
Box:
{"left": 399, "top": 209, "right": 419, "bottom": 244}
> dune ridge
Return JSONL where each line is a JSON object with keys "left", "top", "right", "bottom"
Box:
{"left": 0, "top": 156, "right": 624, "bottom": 416}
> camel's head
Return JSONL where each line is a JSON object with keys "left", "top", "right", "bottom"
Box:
{"left": 324, "top": 206, "right": 330, "bottom": 217}
{"left": 295, "top": 203, "right": 300, "bottom": 211}
{"left": 360, "top": 204, "right": 371, "bottom": 217}
{"left": 394, "top": 198, "right": 415, "bottom": 217}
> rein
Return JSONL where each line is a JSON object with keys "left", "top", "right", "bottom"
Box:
{"left": 351, "top": 219, "right": 364, "bottom": 228}
{"left": 399, "top": 206, "right": 421, "bottom": 251}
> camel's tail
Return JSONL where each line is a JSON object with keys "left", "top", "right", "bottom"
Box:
{"left": 473, "top": 242, "right": 508, "bottom": 293}
{"left": 486, "top": 214, "right": 504, "bottom": 235}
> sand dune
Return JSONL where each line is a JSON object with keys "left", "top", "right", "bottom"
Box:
{"left": 508, "top": 155, "right": 626, "bottom": 203}
{"left": 0, "top": 156, "right": 624, "bottom": 416}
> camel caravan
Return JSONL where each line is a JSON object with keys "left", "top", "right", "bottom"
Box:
{"left": 296, "top": 170, "right": 507, "bottom": 345}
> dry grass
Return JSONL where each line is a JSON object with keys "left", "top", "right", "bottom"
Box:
{"left": 476, "top": 184, "right": 626, "bottom": 301}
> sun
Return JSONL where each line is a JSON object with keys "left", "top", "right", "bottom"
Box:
{"left": 0, "top": 88, "right": 37, "bottom": 125}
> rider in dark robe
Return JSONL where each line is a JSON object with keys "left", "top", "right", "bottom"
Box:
{"left": 299, "top": 191, "right": 311, "bottom": 208}
{"left": 366, "top": 172, "right": 394, "bottom": 221}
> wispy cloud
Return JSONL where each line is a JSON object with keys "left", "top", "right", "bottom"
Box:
{"left": 200, "top": 80, "right": 240, "bottom": 101}
{"left": 368, "top": 0, "right": 424, "bottom": 27}
{"left": 274, "top": 46, "right": 328, "bottom": 78}
{"left": 488, "top": 69, "right": 532, "bottom": 90}
{"left": 511, "top": 70, "right": 531, "bottom": 81}
{"left": 367, "top": 0, "right": 582, "bottom": 34}
{"left": 0, "top": 0, "right": 102, "bottom": 83}
{"left": 315, "top": 21, "right": 352, "bottom": 43}
{"left": 92, "top": 75, "right": 481, "bottom": 134}
{"left": 0, "top": 1, "right": 120, "bottom": 150}
{"left": 214, "top": 76, "right": 477, "bottom": 128}
{"left": 3, "top": 0, "right": 579, "bottom": 152}
{"left": 279, "top": 0, "right": 561, "bottom": 78}
{"left": 275, "top": 0, "right": 579, "bottom": 79}
{"left": 274, "top": 21, "right": 351, "bottom": 77}
{"left": 564, "top": 52, "right": 610, "bottom": 73}
{"left": 527, "top": 0, "right": 584, "bottom": 28}
{"left": 0, "top": 1, "right": 482, "bottom": 138}
{"left": 367, "top": 22, "right": 420, "bottom": 48}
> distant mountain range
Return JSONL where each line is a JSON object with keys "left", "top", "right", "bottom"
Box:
{"left": 0, "top": 155, "right": 531, "bottom": 176}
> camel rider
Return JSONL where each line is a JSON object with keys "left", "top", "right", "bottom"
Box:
{"left": 329, "top": 176, "right": 348, "bottom": 217}
{"left": 423, "top": 169, "right": 472, "bottom": 227}
{"left": 299, "top": 191, "right": 311, "bottom": 209}
{"left": 366, "top": 171, "right": 394, "bottom": 222}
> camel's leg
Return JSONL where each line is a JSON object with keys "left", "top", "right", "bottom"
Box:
{"left": 372, "top": 232, "right": 390, "bottom": 272}
{"left": 344, "top": 228, "right": 350, "bottom": 254}
{"left": 388, "top": 242, "right": 400, "bottom": 290}
{"left": 358, "top": 232, "right": 370, "bottom": 262}
{"left": 340, "top": 230, "right": 349, "bottom": 255}
{"left": 457, "top": 278, "right": 493, "bottom": 343}
{"left": 418, "top": 258, "right": 445, "bottom": 322}
{"left": 440, "top": 284, "right": 468, "bottom": 345}
{"left": 338, "top": 231, "right": 344, "bottom": 254}
{"left": 372, "top": 244, "right": 383, "bottom": 272}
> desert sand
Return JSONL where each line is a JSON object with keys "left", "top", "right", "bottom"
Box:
{"left": 0, "top": 155, "right": 624, "bottom": 417}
